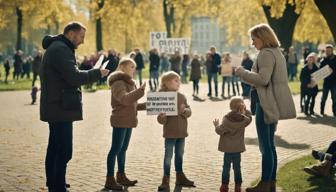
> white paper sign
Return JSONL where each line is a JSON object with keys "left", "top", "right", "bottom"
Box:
{"left": 146, "top": 92, "right": 178, "bottom": 116}
{"left": 149, "top": 32, "right": 190, "bottom": 54}
{"left": 230, "top": 54, "right": 241, "bottom": 67}
{"left": 150, "top": 32, "right": 167, "bottom": 49}
{"left": 311, "top": 65, "right": 333, "bottom": 81}
{"left": 101, "top": 60, "right": 109, "bottom": 69}
{"left": 158, "top": 38, "right": 190, "bottom": 54}
{"left": 93, "top": 55, "right": 105, "bottom": 69}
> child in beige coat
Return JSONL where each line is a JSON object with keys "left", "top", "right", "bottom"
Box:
{"left": 213, "top": 97, "right": 252, "bottom": 192}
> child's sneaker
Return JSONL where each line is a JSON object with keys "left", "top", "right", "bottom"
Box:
{"left": 220, "top": 183, "right": 228, "bottom": 192}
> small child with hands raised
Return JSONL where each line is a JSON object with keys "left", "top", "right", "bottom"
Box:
{"left": 213, "top": 97, "right": 252, "bottom": 192}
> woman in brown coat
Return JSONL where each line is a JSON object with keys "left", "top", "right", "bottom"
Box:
{"left": 104, "top": 58, "right": 146, "bottom": 191}
{"left": 189, "top": 54, "right": 202, "bottom": 96}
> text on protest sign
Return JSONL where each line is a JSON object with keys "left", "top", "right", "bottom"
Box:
{"left": 146, "top": 92, "right": 178, "bottom": 116}
{"left": 158, "top": 38, "right": 190, "bottom": 54}
{"left": 149, "top": 32, "right": 190, "bottom": 54}
{"left": 311, "top": 65, "right": 333, "bottom": 82}
{"left": 150, "top": 32, "right": 167, "bottom": 49}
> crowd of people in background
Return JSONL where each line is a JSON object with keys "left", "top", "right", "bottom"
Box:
{"left": 0, "top": 42, "right": 335, "bottom": 116}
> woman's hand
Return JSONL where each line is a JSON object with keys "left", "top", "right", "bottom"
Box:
{"left": 235, "top": 66, "right": 245, "bottom": 76}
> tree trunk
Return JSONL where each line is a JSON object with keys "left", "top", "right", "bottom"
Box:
{"left": 55, "top": 20, "right": 60, "bottom": 34}
{"left": 96, "top": 18, "right": 103, "bottom": 51}
{"left": 163, "top": 0, "right": 174, "bottom": 37}
{"left": 46, "top": 24, "right": 51, "bottom": 35}
{"left": 96, "top": 0, "right": 104, "bottom": 51}
{"left": 314, "top": 0, "right": 336, "bottom": 43}
{"left": 178, "top": 10, "right": 189, "bottom": 37}
{"left": 262, "top": 3, "right": 300, "bottom": 52}
{"left": 124, "top": 30, "right": 132, "bottom": 53}
{"left": 16, "top": 7, "right": 22, "bottom": 51}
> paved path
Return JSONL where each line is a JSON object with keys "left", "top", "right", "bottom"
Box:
{"left": 0, "top": 82, "right": 335, "bottom": 192}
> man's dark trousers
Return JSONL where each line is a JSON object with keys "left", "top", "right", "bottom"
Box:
{"left": 46, "top": 122, "right": 73, "bottom": 192}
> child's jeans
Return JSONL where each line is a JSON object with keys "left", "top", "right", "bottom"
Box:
{"left": 222, "top": 152, "right": 242, "bottom": 185}
{"left": 163, "top": 138, "right": 185, "bottom": 176}
{"left": 107, "top": 127, "right": 132, "bottom": 176}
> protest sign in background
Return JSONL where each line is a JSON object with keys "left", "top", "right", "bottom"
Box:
{"left": 149, "top": 32, "right": 167, "bottom": 49}
{"left": 150, "top": 32, "right": 190, "bottom": 54}
{"left": 311, "top": 65, "right": 333, "bottom": 81}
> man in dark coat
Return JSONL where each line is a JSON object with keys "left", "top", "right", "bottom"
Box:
{"left": 106, "top": 49, "right": 118, "bottom": 73}
{"left": 320, "top": 44, "right": 336, "bottom": 116}
{"left": 13, "top": 50, "right": 23, "bottom": 80}
{"left": 209, "top": 46, "right": 221, "bottom": 97}
{"left": 40, "top": 21, "right": 109, "bottom": 192}
{"left": 32, "top": 50, "right": 42, "bottom": 86}
{"left": 149, "top": 48, "right": 160, "bottom": 91}
{"left": 134, "top": 48, "right": 144, "bottom": 86}
{"left": 241, "top": 51, "right": 253, "bottom": 98}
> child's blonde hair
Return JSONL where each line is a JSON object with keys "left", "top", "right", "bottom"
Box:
{"left": 230, "top": 97, "right": 244, "bottom": 111}
{"left": 117, "top": 57, "right": 136, "bottom": 71}
{"left": 159, "top": 71, "right": 180, "bottom": 91}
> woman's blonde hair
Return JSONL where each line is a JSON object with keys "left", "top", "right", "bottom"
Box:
{"left": 249, "top": 23, "right": 280, "bottom": 48}
{"left": 159, "top": 71, "right": 180, "bottom": 91}
{"left": 117, "top": 57, "right": 136, "bottom": 71}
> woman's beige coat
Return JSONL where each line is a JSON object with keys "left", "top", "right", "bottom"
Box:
{"left": 236, "top": 48, "right": 296, "bottom": 124}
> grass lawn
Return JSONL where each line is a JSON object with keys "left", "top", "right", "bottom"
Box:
{"left": 277, "top": 155, "right": 336, "bottom": 192}
{"left": 0, "top": 77, "right": 37, "bottom": 91}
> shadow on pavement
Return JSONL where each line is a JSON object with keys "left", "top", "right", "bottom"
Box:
{"left": 245, "top": 135, "right": 310, "bottom": 149}
{"left": 192, "top": 95, "right": 206, "bottom": 102}
{"left": 306, "top": 175, "right": 336, "bottom": 192}
{"left": 296, "top": 115, "right": 336, "bottom": 127}
{"left": 99, "top": 187, "right": 129, "bottom": 192}
{"left": 173, "top": 185, "right": 183, "bottom": 192}
{"left": 209, "top": 97, "right": 223, "bottom": 102}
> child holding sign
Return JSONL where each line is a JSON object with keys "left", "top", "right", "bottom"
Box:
{"left": 157, "top": 71, "right": 195, "bottom": 191}
{"left": 213, "top": 97, "right": 252, "bottom": 192}
{"left": 104, "top": 58, "right": 146, "bottom": 191}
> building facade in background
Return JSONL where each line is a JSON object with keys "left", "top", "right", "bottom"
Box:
{"left": 191, "top": 16, "right": 226, "bottom": 54}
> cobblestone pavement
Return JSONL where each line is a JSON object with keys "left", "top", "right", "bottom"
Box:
{"left": 0, "top": 82, "right": 335, "bottom": 192}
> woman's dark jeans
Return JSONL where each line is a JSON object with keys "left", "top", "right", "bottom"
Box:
{"left": 255, "top": 103, "right": 277, "bottom": 181}
{"left": 46, "top": 122, "right": 73, "bottom": 192}
{"left": 107, "top": 127, "right": 133, "bottom": 176}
